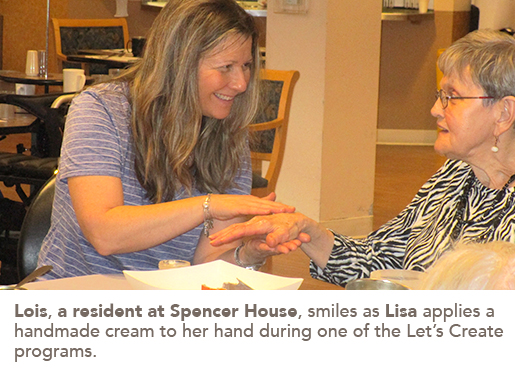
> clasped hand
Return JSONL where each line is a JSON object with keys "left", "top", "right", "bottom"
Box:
{"left": 209, "top": 212, "right": 311, "bottom": 254}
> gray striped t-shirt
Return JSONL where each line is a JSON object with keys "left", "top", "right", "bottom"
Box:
{"left": 38, "top": 82, "right": 252, "bottom": 279}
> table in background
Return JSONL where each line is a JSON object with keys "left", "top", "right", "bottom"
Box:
{"left": 0, "top": 70, "right": 94, "bottom": 93}
{"left": 67, "top": 49, "right": 140, "bottom": 70}
{"left": 0, "top": 71, "right": 64, "bottom": 94}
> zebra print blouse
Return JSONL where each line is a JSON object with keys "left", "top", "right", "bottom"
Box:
{"left": 310, "top": 159, "right": 515, "bottom": 287}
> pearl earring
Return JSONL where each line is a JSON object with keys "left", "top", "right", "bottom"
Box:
{"left": 492, "top": 136, "right": 500, "bottom": 153}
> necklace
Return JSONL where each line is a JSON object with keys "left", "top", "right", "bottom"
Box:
{"left": 450, "top": 171, "right": 515, "bottom": 241}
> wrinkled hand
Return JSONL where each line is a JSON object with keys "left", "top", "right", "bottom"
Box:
{"left": 209, "top": 192, "right": 295, "bottom": 221}
{"left": 210, "top": 213, "right": 311, "bottom": 253}
{"left": 245, "top": 235, "right": 305, "bottom": 256}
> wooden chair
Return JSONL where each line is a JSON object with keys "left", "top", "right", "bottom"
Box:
{"left": 250, "top": 69, "right": 300, "bottom": 197}
{"left": 52, "top": 18, "right": 130, "bottom": 75}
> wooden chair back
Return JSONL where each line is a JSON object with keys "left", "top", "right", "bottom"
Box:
{"left": 52, "top": 18, "right": 130, "bottom": 74}
{"left": 250, "top": 69, "right": 300, "bottom": 197}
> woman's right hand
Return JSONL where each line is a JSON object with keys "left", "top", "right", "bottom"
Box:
{"left": 208, "top": 192, "right": 295, "bottom": 221}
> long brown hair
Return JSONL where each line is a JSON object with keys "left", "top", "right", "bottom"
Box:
{"left": 121, "top": 0, "right": 260, "bottom": 203}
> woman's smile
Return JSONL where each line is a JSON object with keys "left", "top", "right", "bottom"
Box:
{"left": 214, "top": 92, "right": 236, "bottom": 101}
{"left": 198, "top": 35, "right": 253, "bottom": 119}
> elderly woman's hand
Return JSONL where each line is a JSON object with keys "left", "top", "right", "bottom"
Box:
{"left": 209, "top": 192, "right": 295, "bottom": 221}
{"left": 235, "top": 237, "right": 304, "bottom": 268}
{"left": 210, "top": 212, "right": 335, "bottom": 268}
{"left": 209, "top": 212, "right": 311, "bottom": 252}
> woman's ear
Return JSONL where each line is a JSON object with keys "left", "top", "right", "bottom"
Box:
{"left": 497, "top": 96, "right": 515, "bottom": 133}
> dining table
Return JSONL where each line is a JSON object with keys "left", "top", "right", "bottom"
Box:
{"left": 0, "top": 70, "right": 95, "bottom": 93}
{"left": 23, "top": 251, "right": 344, "bottom": 291}
{"left": 24, "top": 273, "right": 342, "bottom": 290}
{"left": 66, "top": 49, "right": 141, "bottom": 69}
{"left": 0, "top": 71, "right": 65, "bottom": 94}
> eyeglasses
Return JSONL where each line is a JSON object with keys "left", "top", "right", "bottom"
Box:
{"left": 435, "top": 89, "right": 494, "bottom": 109}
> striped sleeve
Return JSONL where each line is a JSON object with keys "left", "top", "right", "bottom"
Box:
{"left": 309, "top": 159, "right": 472, "bottom": 286}
{"left": 58, "top": 87, "right": 130, "bottom": 180}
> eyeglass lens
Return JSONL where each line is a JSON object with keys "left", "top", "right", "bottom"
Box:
{"left": 435, "top": 90, "right": 448, "bottom": 108}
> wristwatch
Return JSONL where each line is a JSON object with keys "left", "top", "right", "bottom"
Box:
{"left": 234, "top": 243, "right": 264, "bottom": 271}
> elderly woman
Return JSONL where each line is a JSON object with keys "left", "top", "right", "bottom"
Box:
{"left": 37, "top": 0, "right": 295, "bottom": 279}
{"left": 209, "top": 29, "right": 515, "bottom": 286}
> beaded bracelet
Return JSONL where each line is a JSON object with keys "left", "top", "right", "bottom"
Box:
{"left": 203, "top": 193, "right": 213, "bottom": 237}
{"left": 234, "top": 242, "right": 265, "bottom": 271}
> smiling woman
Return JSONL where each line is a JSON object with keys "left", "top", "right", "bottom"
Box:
{"left": 198, "top": 35, "right": 253, "bottom": 119}
{"left": 209, "top": 29, "right": 515, "bottom": 289}
{"left": 36, "top": 0, "right": 295, "bottom": 280}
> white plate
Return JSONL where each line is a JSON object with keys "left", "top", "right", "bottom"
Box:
{"left": 123, "top": 260, "right": 303, "bottom": 290}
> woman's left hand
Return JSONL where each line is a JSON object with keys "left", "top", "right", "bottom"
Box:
{"left": 208, "top": 192, "right": 295, "bottom": 221}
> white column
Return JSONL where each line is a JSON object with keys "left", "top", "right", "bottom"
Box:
{"left": 266, "top": 0, "right": 382, "bottom": 236}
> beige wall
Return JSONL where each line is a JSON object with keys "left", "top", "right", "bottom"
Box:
{"left": 377, "top": 0, "right": 471, "bottom": 145}
{"left": 0, "top": 0, "right": 158, "bottom": 76}
{"left": 267, "top": 0, "right": 381, "bottom": 235}
{"left": 378, "top": 11, "right": 470, "bottom": 132}
{"left": 0, "top": 1, "right": 65, "bottom": 75}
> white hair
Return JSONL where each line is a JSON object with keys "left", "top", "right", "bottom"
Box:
{"left": 420, "top": 241, "right": 515, "bottom": 290}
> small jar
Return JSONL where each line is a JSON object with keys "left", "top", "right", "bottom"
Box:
{"left": 158, "top": 260, "right": 191, "bottom": 270}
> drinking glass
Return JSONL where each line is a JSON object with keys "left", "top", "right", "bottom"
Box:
{"left": 38, "top": 50, "right": 47, "bottom": 77}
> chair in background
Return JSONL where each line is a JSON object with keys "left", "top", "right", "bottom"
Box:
{"left": 0, "top": 93, "right": 73, "bottom": 206}
{"left": 52, "top": 18, "right": 129, "bottom": 75}
{"left": 250, "top": 69, "right": 300, "bottom": 197}
{"left": 17, "top": 174, "right": 55, "bottom": 280}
